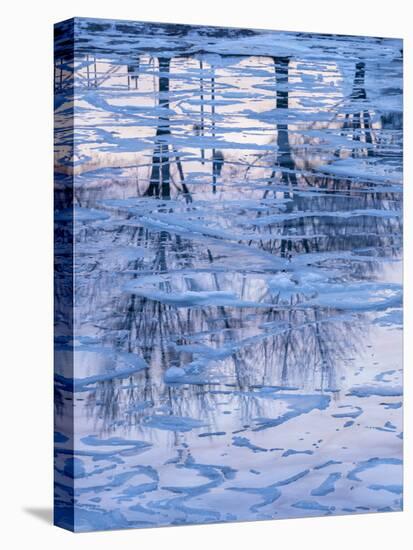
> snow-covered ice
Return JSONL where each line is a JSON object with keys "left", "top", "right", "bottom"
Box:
{"left": 54, "top": 17, "right": 403, "bottom": 531}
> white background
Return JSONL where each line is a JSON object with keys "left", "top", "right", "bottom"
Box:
{"left": 1, "top": 1, "right": 411, "bottom": 548}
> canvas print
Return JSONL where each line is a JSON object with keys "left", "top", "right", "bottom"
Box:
{"left": 54, "top": 17, "right": 403, "bottom": 532}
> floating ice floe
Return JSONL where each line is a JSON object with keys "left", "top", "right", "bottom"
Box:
{"left": 124, "top": 272, "right": 271, "bottom": 308}
{"left": 55, "top": 206, "right": 110, "bottom": 223}
{"left": 55, "top": 347, "right": 148, "bottom": 392}
{"left": 142, "top": 414, "right": 207, "bottom": 432}
{"left": 318, "top": 158, "right": 402, "bottom": 185}
{"left": 347, "top": 385, "right": 403, "bottom": 398}
{"left": 164, "top": 366, "right": 186, "bottom": 382}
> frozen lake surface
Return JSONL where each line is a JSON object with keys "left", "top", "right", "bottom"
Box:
{"left": 54, "top": 18, "right": 403, "bottom": 531}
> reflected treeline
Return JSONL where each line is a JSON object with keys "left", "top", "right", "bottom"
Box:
{"left": 145, "top": 57, "right": 172, "bottom": 198}
{"left": 77, "top": 306, "right": 364, "bottom": 436}
{"left": 55, "top": 183, "right": 397, "bottom": 436}
{"left": 55, "top": 38, "right": 402, "bottom": 436}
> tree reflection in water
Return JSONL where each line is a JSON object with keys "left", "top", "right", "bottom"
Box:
{"left": 54, "top": 19, "right": 403, "bottom": 531}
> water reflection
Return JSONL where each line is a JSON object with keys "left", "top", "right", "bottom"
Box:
{"left": 54, "top": 18, "right": 403, "bottom": 531}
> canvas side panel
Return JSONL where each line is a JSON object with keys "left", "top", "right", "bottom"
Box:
{"left": 54, "top": 18, "right": 76, "bottom": 532}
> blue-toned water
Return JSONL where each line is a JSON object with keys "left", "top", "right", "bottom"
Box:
{"left": 54, "top": 18, "right": 403, "bottom": 531}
